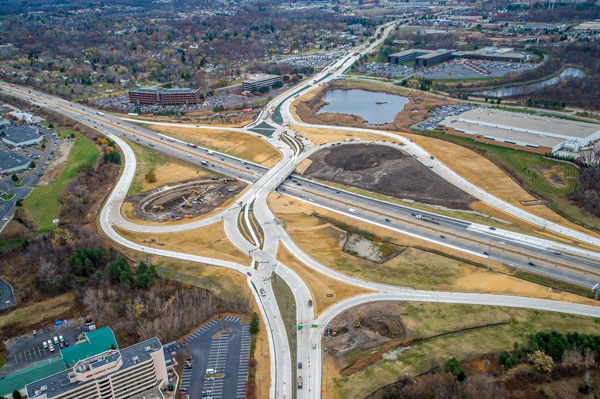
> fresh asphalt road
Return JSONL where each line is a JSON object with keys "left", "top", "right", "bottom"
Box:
{"left": 278, "top": 182, "right": 600, "bottom": 288}
{"left": 179, "top": 316, "right": 250, "bottom": 399}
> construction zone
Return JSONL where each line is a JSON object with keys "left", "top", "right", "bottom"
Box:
{"left": 126, "top": 178, "right": 246, "bottom": 222}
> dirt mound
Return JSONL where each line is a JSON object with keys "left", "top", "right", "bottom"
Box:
{"left": 305, "top": 144, "right": 474, "bottom": 209}
{"left": 323, "top": 145, "right": 402, "bottom": 171}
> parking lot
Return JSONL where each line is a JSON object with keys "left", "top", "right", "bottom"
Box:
{"left": 412, "top": 103, "right": 478, "bottom": 130}
{"left": 417, "top": 60, "right": 535, "bottom": 80}
{"left": 178, "top": 315, "right": 250, "bottom": 399}
{"left": 357, "top": 62, "right": 415, "bottom": 78}
{"left": 1, "top": 318, "right": 86, "bottom": 376}
{"left": 0, "top": 123, "right": 58, "bottom": 231}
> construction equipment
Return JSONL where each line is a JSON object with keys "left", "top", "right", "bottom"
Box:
{"left": 152, "top": 205, "right": 164, "bottom": 211}
{"left": 191, "top": 189, "right": 202, "bottom": 195}
{"left": 181, "top": 196, "right": 192, "bottom": 207}
{"left": 354, "top": 314, "right": 362, "bottom": 328}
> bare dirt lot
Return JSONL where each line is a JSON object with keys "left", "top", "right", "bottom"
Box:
{"left": 126, "top": 178, "right": 245, "bottom": 222}
{"left": 304, "top": 143, "right": 474, "bottom": 209}
{"left": 323, "top": 301, "right": 408, "bottom": 371}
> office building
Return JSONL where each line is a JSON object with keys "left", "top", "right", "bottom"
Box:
{"left": 452, "top": 47, "right": 527, "bottom": 62}
{"left": 241, "top": 74, "right": 281, "bottom": 92}
{"left": 26, "top": 337, "right": 167, "bottom": 399}
{"left": 2, "top": 125, "right": 43, "bottom": 147}
{"left": 387, "top": 49, "right": 452, "bottom": 67}
{"left": 0, "top": 148, "right": 31, "bottom": 174}
{"left": 439, "top": 108, "right": 600, "bottom": 154}
{"left": 128, "top": 88, "right": 202, "bottom": 105}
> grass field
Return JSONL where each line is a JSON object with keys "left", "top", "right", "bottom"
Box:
{"left": 144, "top": 125, "right": 282, "bottom": 167}
{"left": 271, "top": 273, "right": 297, "bottom": 390}
{"left": 406, "top": 130, "right": 600, "bottom": 235}
{"left": 115, "top": 222, "right": 252, "bottom": 266}
{"left": 268, "top": 193, "right": 597, "bottom": 305}
{"left": 331, "top": 302, "right": 600, "bottom": 398}
{"left": 127, "top": 139, "right": 214, "bottom": 196}
{"left": 23, "top": 129, "right": 98, "bottom": 232}
{"left": 0, "top": 292, "right": 76, "bottom": 331}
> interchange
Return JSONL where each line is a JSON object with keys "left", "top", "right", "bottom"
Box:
{"left": 1, "top": 20, "right": 600, "bottom": 399}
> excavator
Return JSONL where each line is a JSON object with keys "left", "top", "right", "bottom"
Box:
{"left": 354, "top": 314, "right": 362, "bottom": 328}
{"left": 191, "top": 189, "right": 202, "bottom": 195}
{"left": 152, "top": 205, "right": 164, "bottom": 211}
{"left": 181, "top": 196, "right": 192, "bottom": 207}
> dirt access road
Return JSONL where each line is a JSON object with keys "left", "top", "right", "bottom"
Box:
{"left": 304, "top": 143, "right": 474, "bottom": 209}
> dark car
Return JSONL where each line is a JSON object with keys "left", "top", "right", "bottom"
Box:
{"left": 385, "top": 218, "right": 391, "bottom": 222}
{"left": 528, "top": 261, "right": 536, "bottom": 267}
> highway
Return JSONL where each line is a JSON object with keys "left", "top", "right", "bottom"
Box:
{"left": 2, "top": 19, "right": 600, "bottom": 399}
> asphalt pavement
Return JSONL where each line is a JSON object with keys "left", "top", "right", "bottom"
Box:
{"left": 0, "top": 277, "right": 15, "bottom": 310}
{"left": 179, "top": 316, "right": 250, "bottom": 399}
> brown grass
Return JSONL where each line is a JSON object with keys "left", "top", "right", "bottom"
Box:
{"left": 141, "top": 163, "right": 214, "bottom": 193}
{"left": 0, "top": 292, "right": 77, "bottom": 330}
{"left": 268, "top": 193, "right": 598, "bottom": 306}
{"left": 253, "top": 314, "right": 271, "bottom": 399}
{"left": 147, "top": 125, "right": 282, "bottom": 167}
{"left": 400, "top": 131, "right": 600, "bottom": 241}
{"left": 277, "top": 246, "right": 374, "bottom": 317}
{"left": 114, "top": 221, "right": 251, "bottom": 266}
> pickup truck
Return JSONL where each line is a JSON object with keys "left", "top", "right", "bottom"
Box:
{"left": 297, "top": 376, "right": 303, "bottom": 389}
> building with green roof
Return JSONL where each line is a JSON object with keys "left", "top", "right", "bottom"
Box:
{"left": 0, "top": 357, "right": 66, "bottom": 398}
{"left": 60, "top": 326, "right": 119, "bottom": 367}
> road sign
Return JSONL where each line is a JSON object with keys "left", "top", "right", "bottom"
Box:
{"left": 52, "top": 218, "right": 59, "bottom": 224}
{"left": 298, "top": 325, "right": 303, "bottom": 330}
{"left": 312, "top": 324, "right": 318, "bottom": 329}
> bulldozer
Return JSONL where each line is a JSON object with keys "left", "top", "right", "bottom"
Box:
{"left": 353, "top": 314, "right": 362, "bottom": 328}
{"left": 181, "top": 196, "right": 192, "bottom": 207}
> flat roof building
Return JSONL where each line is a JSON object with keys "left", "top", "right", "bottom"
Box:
{"left": 388, "top": 49, "right": 452, "bottom": 67}
{"left": 453, "top": 47, "right": 527, "bottom": 63}
{"left": 2, "top": 125, "right": 43, "bottom": 147}
{"left": 60, "top": 327, "right": 119, "bottom": 367}
{"left": 26, "top": 337, "right": 167, "bottom": 399}
{"left": 0, "top": 148, "right": 31, "bottom": 174}
{"left": 0, "top": 358, "right": 66, "bottom": 399}
{"left": 439, "top": 108, "right": 600, "bottom": 154}
{"left": 128, "top": 87, "right": 202, "bottom": 105}
{"left": 241, "top": 74, "right": 281, "bottom": 92}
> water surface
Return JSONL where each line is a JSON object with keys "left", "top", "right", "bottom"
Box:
{"left": 477, "top": 67, "right": 586, "bottom": 98}
{"left": 318, "top": 89, "right": 410, "bottom": 125}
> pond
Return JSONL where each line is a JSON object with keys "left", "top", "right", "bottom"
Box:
{"left": 476, "top": 67, "right": 586, "bottom": 98}
{"left": 317, "top": 89, "right": 410, "bottom": 125}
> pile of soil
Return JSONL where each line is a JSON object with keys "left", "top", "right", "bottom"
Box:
{"left": 305, "top": 144, "right": 474, "bottom": 209}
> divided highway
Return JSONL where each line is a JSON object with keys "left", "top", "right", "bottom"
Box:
{"left": 2, "top": 19, "right": 600, "bottom": 399}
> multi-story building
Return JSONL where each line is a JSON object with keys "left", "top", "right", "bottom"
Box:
{"left": 26, "top": 338, "right": 168, "bottom": 399}
{"left": 241, "top": 74, "right": 281, "bottom": 92}
{"left": 387, "top": 49, "right": 452, "bottom": 67}
{"left": 128, "top": 88, "right": 202, "bottom": 105}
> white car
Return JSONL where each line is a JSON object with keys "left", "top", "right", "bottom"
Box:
{"left": 348, "top": 208, "right": 357, "bottom": 214}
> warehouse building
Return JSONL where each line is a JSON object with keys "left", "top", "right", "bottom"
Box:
{"left": 439, "top": 108, "right": 600, "bottom": 154}
{"left": 0, "top": 149, "right": 31, "bottom": 174}
{"left": 128, "top": 87, "right": 202, "bottom": 105}
{"left": 2, "top": 125, "right": 43, "bottom": 147}
{"left": 388, "top": 49, "right": 452, "bottom": 67}
{"left": 241, "top": 74, "right": 281, "bottom": 92}
{"left": 452, "top": 47, "right": 528, "bottom": 62}
{"left": 26, "top": 337, "right": 167, "bottom": 399}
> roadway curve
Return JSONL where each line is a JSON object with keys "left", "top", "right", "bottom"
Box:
{"left": 2, "top": 19, "right": 600, "bottom": 399}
